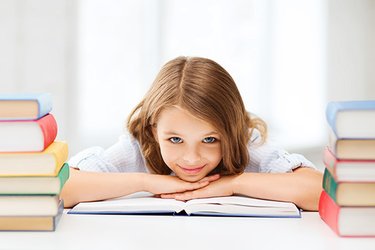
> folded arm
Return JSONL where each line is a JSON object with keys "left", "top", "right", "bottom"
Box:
{"left": 60, "top": 168, "right": 220, "bottom": 208}
{"left": 161, "top": 167, "right": 323, "bottom": 211}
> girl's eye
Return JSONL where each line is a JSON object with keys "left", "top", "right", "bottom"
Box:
{"left": 202, "top": 137, "right": 216, "bottom": 143}
{"left": 169, "top": 137, "right": 183, "bottom": 144}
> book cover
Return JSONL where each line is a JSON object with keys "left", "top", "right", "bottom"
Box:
{"left": 319, "top": 191, "right": 375, "bottom": 237}
{"left": 328, "top": 129, "right": 375, "bottom": 160}
{"left": 0, "top": 163, "right": 69, "bottom": 194}
{"left": 323, "top": 147, "right": 375, "bottom": 182}
{"left": 0, "top": 141, "right": 68, "bottom": 176}
{"left": 0, "top": 195, "right": 60, "bottom": 216}
{"left": 0, "top": 93, "right": 52, "bottom": 121}
{"left": 323, "top": 168, "right": 375, "bottom": 206}
{"left": 0, "top": 113, "right": 57, "bottom": 152}
{"left": 68, "top": 192, "right": 301, "bottom": 218}
{"left": 0, "top": 199, "right": 63, "bottom": 231}
{"left": 326, "top": 100, "right": 375, "bottom": 139}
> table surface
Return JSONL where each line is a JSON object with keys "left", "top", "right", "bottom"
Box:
{"left": 0, "top": 211, "right": 375, "bottom": 250}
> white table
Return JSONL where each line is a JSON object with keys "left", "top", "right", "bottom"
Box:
{"left": 0, "top": 212, "right": 374, "bottom": 250}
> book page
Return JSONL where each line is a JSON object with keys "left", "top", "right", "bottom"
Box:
{"left": 186, "top": 195, "right": 297, "bottom": 208}
{"left": 70, "top": 192, "right": 186, "bottom": 214}
{"left": 184, "top": 196, "right": 299, "bottom": 216}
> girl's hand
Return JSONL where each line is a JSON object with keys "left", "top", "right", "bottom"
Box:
{"left": 160, "top": 175, "right": 237, "bottom": 201}
{"left": 144, "top": 173, "right": 220, "bottom": 195}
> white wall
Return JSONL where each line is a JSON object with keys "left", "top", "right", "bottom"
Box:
{"left": 0, "top": 0, "right": 374, "bottom": 168}
{"left": 302, "top": 0, "right": 375, "bottom": 169}
{"left": 327, "top": 0, "right": 375, "bottom": 101}
{"left": 0, "top": 0, "right": 78, "bottom": 149}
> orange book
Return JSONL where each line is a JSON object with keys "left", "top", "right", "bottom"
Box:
{"left": 0, "top": 114, "right": 57, "bottom": 152}
{"left": 0, "top": 141, "right": 68, "bottom": 176}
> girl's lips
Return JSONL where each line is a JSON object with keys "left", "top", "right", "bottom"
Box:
{"left": 179, "top": 165, "right": 205, "bottom": 175}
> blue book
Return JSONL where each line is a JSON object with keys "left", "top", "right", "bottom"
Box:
{"left": 68, "top": 192, "right": 301, "bottom": 218}
{"left": 326, "top": 100, "right": 375, "bottom": 139}
{"left": 0, "top": 93, "right": 52, "bottom": 120}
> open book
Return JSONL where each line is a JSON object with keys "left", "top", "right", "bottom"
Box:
{"left": 68, "top": 192, "right": 301, "bottom": 218}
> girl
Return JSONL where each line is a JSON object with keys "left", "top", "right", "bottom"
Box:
{"left": 61, "top": 56, "right": 323, "bottom": 210}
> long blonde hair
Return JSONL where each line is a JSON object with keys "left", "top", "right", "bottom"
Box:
{"left": 127, "top": 56, "right": 267, "bottom": 175}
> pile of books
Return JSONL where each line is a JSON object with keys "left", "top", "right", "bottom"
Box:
{"left": 0, "top": 93, "right": 69, "bottom": 231}
{"left": 319, "top": 100, "right": 375, "bottom": 237}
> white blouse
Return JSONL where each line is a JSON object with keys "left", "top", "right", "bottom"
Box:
{"left": 69, "top": 130, "right": 316, "bottom": 174}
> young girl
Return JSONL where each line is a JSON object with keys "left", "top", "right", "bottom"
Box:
{"left": 61, "top": 56, "right": 323, "bottom": 210}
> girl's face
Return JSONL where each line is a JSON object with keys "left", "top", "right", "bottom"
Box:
{"left": 154, "top": 106, "right": 222, "bottom": 182}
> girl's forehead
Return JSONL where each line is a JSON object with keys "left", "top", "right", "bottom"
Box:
{"left": 156, "top": 106, "right": 217, "bottom": 131}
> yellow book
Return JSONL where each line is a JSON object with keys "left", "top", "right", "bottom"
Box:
{"left": 0, "top": 141, "right": 68, "bottom": 176}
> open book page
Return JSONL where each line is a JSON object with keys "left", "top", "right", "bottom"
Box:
{"left": 68, "top": 192, "right": 300, "bottom": 217}
{"left": 184, "top": 196, "right": 300, "bottom": 217}
{"left": 69, "top": 192, "right": 185, "bottom": 214}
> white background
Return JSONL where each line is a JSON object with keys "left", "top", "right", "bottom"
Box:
{"left": 1, "top": 0, "right": 375, "bottom": 169}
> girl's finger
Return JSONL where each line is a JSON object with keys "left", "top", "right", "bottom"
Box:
{"left": 160, "top": 193, "right": 175, "bottom": 199}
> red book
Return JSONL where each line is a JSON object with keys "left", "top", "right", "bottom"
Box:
{"left": 323, "top": 147, "right": 375, "bottom": 182}
{"left": 0, "top": 114, "right": 57, "bottom": 152}
{"left": 319, "top": 191, "right": 375, "bottom": 237}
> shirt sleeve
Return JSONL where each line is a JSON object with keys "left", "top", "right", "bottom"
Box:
{"left": 68, "top": 133, "right": 148, "bottom": 173}
{"left": 245, "top": 130, "right": 317, "bottom": 173}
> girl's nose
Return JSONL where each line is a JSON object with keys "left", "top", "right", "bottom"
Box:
{"left": 182, "top": 146, "right": 202, "bottom": 164}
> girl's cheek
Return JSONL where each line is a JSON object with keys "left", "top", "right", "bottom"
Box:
{"left": 160, "top": 144, "right": 181, "bottom": 162}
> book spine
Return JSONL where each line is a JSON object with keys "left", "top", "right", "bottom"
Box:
{"left": 51, "top": 142, "right": 69, "bottom": 174}
{"left": 323, "top": 148, "right": 338, "bottom": 178}
{"left": 319, "top": 191, "right": 341, "bottom": 236}
{"left": 52, "top": 200, "right": 64, "bottom": 231}
{"left": 57, "top": 163, "right": 70, "bottom": 192}
{"left": 36, "top": 93, "right": 53, "bottom": 119}
{"left": 325, "top": 102, "right": 341, "bottom": 136}
{"left": 36, "top": 114, "right": 58, "bottom": 150}
{"left": 322, "top": 168, "right": 338, "bottom": 203}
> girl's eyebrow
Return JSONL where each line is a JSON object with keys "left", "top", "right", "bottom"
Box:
{"left": 162, "top": 130, "right": 219, "bottom": 136}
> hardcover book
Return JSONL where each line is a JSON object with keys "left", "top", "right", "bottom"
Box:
{"left": 323, "top": 147, "right": 375, "bottom": 182}
{"left": 326, "top": 100, "right": 375, "bottom": 139}
{"left": 68, "top": 192, "right": 301, "bottom": 218}
{"left": 0, "top": 141, "right": 68, "bottom": 176}
{"left": 319, "top": 191, "right": 375, "bottom": 237}
{"left": 0, "top": 93, "right": 52, "bottom": 120}
{"left": 322, "top": 168, "right": 375, "bottom": 206}
{"left": 0, "top": 163, "right": 69, "bottom": 195}
{"left": 328, "top": 129, "right": 375, "bottom": 160}
{"left": 0, "top": 113, "right": 57, "bottom": 152}
{"left": 0, "top": 200, "right": 63, "bottom": 231}
{"left": 0, "top": 195, "right": 60, "bottom": 216}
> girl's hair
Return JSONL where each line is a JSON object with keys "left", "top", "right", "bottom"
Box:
{"left": 127, "top": 56, "right": 267, "bottom": 175}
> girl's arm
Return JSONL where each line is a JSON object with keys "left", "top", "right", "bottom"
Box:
{"left": 161, "top": 167, "right": 323, "bottom": 211}
{"left": 60, "top": 168, "right": 220, "bottom": 208}
{"left": 232, "top": 167, "right": 323, "bottom": 211}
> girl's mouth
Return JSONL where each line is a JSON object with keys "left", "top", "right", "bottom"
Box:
{"left": 179, "top": 165, "right": 205, "bottom": 175}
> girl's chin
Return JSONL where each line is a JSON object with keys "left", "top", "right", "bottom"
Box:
{"left": 177, "top": 173, "right": 205, "bottom": 183}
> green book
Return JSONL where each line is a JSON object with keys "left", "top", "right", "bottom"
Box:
{"left": 0, "top": 163, "right": 69, "bottom": 195}
{"left": 323, "top": 168, "right": 375, "bottom": 206}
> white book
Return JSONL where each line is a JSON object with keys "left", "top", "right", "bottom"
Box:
{"left": 68, "top": 192, "right": 301, "bottom": 218}
{"left": 0, "top": 195, "right": 60, "bottom": 216}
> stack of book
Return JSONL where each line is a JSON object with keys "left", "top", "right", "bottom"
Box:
{"left": 0, "top": 93, "right": 69, "bottom": 231}
{"left": 319, "top": 100, "right": 375, "bottom": 237}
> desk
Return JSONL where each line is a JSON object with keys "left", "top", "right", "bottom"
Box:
{"left": 0, "top": 212, "right": 374, "bottom": 250}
